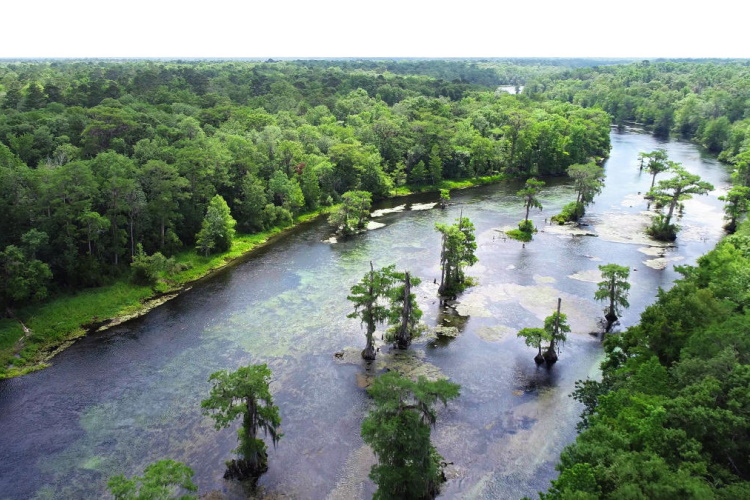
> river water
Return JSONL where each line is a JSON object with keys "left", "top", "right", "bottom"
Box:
{"left": 0, "top": 128, "right": 731, "bottom": 500}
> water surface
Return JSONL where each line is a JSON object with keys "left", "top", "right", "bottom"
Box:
{"left": 0, "top": 128, "right": 730, "bottom": 499}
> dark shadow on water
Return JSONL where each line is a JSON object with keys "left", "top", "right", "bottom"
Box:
{"left": 430, "top": 299, "right": 470, "bottom": 348}
{"left": 512, "top": 357, "right": 562, "bottom": 396}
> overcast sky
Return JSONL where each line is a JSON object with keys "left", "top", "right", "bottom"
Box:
{"left": 2, "top": 0, "right": 747, "bottom": 59}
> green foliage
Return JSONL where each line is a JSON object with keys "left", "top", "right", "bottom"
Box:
{"left": 641, "top": 149, "right": 669, "bottom": 189}
{"left": 551, "top": 201, "right": 584, "bottom": 224}
{"left": 518, "top": 302, "right": 570, "bottom": 364}
{"left": 435, "top": 217, "right": 478, "bottom": 296}
{"left": 130, "top": 244, "right": 186, "bottom": 286}
{"left": 347, "top": 263, "right": 396, "bottom": 359}
{"left": 0, "top": 60, "right": 614, "bottom": 376}
{"left": 328, "top": 190, "right": 372, "bottom": 236}
{"left": 438, "top": 189, "right": 450, "bottom": 208}
{"left": 541, "top": 221, "right": 750, "bottom": 498}
{"left": 0, "top": 60, "right": 611, "bottom": 315}
{"left": 646, "top": 213, "right": 679, "bottom": 241}
{"left": 201, "top": 364, "right": 281, "bottom": 471}
{"left": 568, "top": 162, "right": 605, "bottom": 205}
{"left": 543, "top": 309, "right": 570, "bottom": 348}
{"left": 533, "top": 61, "right": 750, "bottom": 163}
{"left": 553, "top": 162, "right": 604, "bottom": 223}
{"left": 107, "top": 459, "right": 197, "bottom": 500}
{"left": 594, "top": 263, "right": 631, "bottom": 321}
{"left": 646, "top": 163, "right": 713, "bottom": 241}
{"left": 0, "top": 244, "right": 52, "bottom": 311}
{"left": 195, "top": 195, "right": 236, "bottom": 256}
{"left": 361, "top": 371, "right": 460, "bottom": 500}
{"left": 718, "top": 185, "right": 750, "bottom": 233}
{"left": 517, "top": 327, "right": 549, "bottom": 361}
{"left": 518, "top": 177, "right": 545, "bottom": 222}
{"left": 385, "top": 270, "right": 423, "bottom": 349}
{"left": 506, "top": 218, "right": 536, "bottom": 242}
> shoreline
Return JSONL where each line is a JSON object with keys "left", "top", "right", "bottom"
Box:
{"left": 1, "top": 175, "right": 512, "bottom": 379}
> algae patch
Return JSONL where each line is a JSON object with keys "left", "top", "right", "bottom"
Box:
{"left": 568, "top": 269, "right": 602, "bottom": 283}
{"left": 434, "top": 326, "right": 460, "bottom": 338}
{"left": 533, "top": 275, "right": 556, "bottom": 285}
{"left": 334, "top": 346, "right": 447, "bottom": 385}
{"left": 542, "top": 224, "right": 597, "bottom": 238}
{"left": 593, "top": 211, "right": 671, "bottom": 246}
{"left": 477, "top": 325, "right": 515, "bottom": 343}
{"left": 638, "top": 246, "right": 673, "bottom": 257}
{"left": 643, "top": 256, "right": 685, "bottom": 270}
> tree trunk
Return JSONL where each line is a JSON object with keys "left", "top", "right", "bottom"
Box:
{"left": 534, "top": 344, "right": 544, "bottom": 364}
{"left": 544, "top": 298, "right": 562, "bottom": 365}
{"left": 665, "top": 187, "right": 682, "bottom": 225}
{"left": 605, "top": 284, "right": 618, "bottom": 331}
{"left": 396, "top": 272, "right": 412, "bottom": 349}
{"left": 362, "top": 322, "right": 377, "bottom": 360}
{"left": 438, "top": 235, "right": 447, "bottom": 295}
{"left": 245, "top": 396, "right": 259, "bottom": 465}
{"left": 362, "top": 263, "right": 378, "bottom": 360}
{"left": 224, "top": 457, "right": 267, "bottom": 483}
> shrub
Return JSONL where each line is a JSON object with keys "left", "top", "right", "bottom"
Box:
{"left": 646, "top": 214, "right": 678, "bottom": 241}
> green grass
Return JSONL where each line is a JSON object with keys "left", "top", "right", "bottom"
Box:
{"left": 391, "top": 174, "right": 509, "bottom": 197}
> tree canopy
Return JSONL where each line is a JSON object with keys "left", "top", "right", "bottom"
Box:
{"left": 0, "top": 59, "right": 610, "bottom": 311}
{"left": 541, "top": 229, "right": 750, "bottom": 498}
{"left": 361, "top": 371, "right": 460, "bottom": 500}
{"left": 594, "top": 263, "right": 631, "bottom": 325}
{"left": 647, "top": 164, "right": 714, "bottom": 241}
{"left": 201, "top": 364, "right": 281, "bottom": 479}
{"left": 435, "top": 216, "right": 478, "bottom": 296}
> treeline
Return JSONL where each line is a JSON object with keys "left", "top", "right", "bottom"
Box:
{"left": 0, "top": 60, "right": 610, "bottom": 308}
{"left": 526, "top": 60, "right": 750, "bottom": 162}
{"left": 539, "top": 225, "right": 750, "bottom": 498}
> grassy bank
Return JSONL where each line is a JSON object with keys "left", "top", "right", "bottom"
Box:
{"left": 0, "top": 209, "right": 328, "bottom": 378}
{"left": 390, "top": 174, "right": 509, "bottom": 197}
{"left": 0, "top": 177, "right": 509, "bottom": 379}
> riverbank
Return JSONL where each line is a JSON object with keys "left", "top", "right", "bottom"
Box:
{"left": 0, "top": 175, "right": 511, "bottom": 379}
{"left": 0, "top": 210, "right": 328, "bottom": 378}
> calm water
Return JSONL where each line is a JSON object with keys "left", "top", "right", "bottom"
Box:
{"left": 0, "top": 128, "right": 731, "bottom": 499}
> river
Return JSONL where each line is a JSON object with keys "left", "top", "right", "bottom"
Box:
{"left": 0, "top": 127, "right": 731, "bottom": 500}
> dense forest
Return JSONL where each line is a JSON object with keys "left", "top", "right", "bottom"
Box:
{"left": 541, "top": 224, "right": 750, "bottom": 499}
{"left": 528, "top": 60, "right": 750, "bottom": 161}
{"left": 0, "top": 61, "right": 609, "bottom": 338}
{"left": 3, "top": 58, "right": 750, "bottom": 498}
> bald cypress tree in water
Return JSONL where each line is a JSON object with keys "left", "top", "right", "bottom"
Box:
{"left": 201, "top": 364, "right": 281, "bottom": 482}
{"left": 348, "top": 262, "right": 395, "bottom": 360}
{"left": 361, "top": 372, "right": 460, "bottom": 500}
{"left": 435, "top": 216, "right": 477, "bottom": 297}
{"left": 543, "top": 298, "right": 570, "bottom": 365}
{"left": 386, "top": 270, "right": 423, "bottom": 349}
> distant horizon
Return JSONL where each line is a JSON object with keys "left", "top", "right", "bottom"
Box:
{"left": 1, "top": 56, "right": 747, "bottom": 62}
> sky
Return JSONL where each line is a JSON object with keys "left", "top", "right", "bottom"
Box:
{"left": 1, "top": 0, "right": 748, "bottom": 59}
